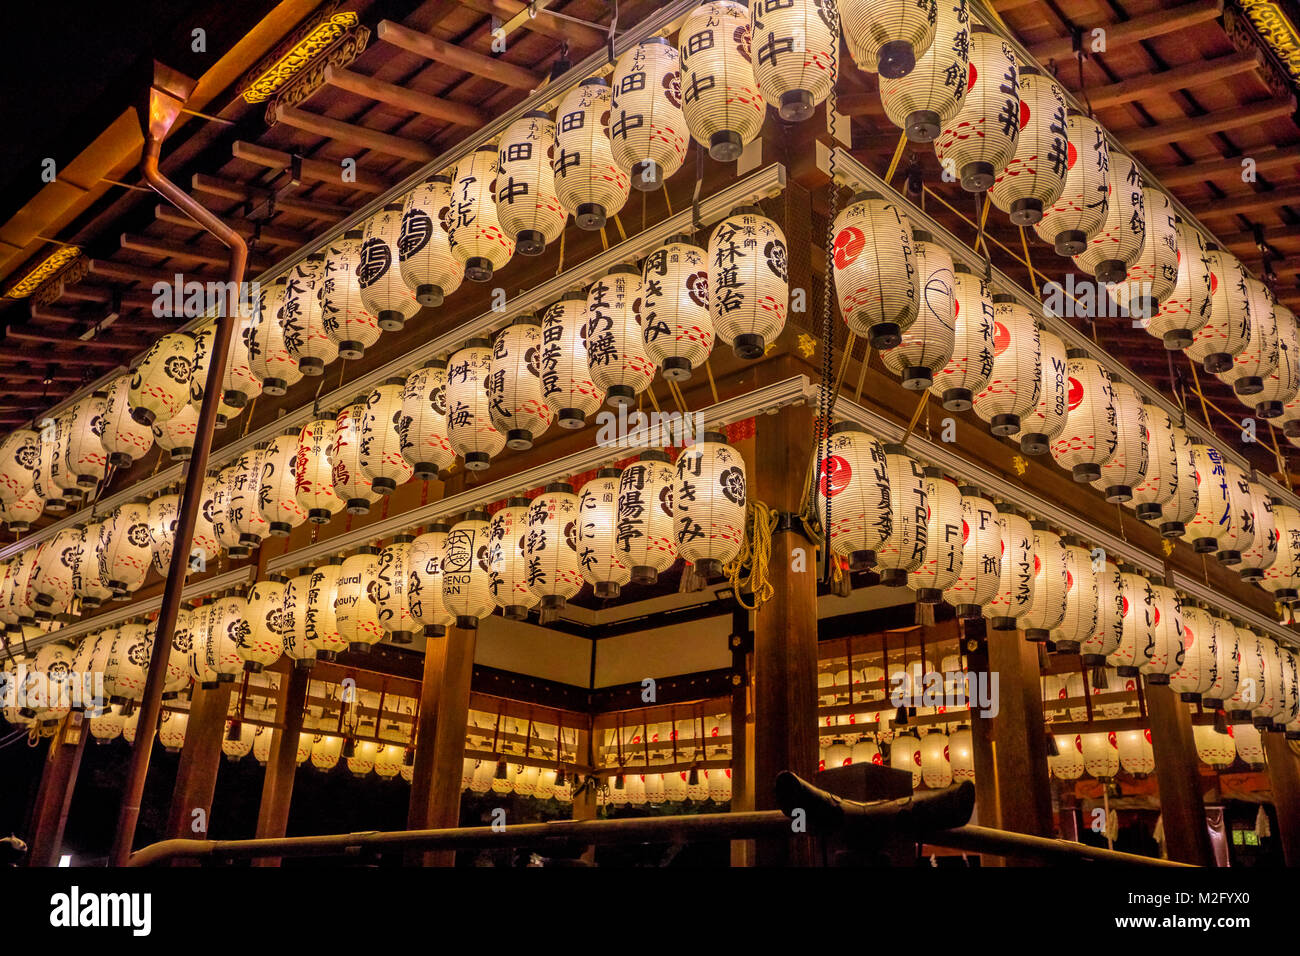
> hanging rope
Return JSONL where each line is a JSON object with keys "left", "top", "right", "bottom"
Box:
{"left": 723, "top": 498, "right": 778, "bottom": 609}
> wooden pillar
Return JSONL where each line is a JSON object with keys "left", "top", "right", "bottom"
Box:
{"left": 423, "top": 625, "right": 476, "bottom": 866}
{"left": 1144, "top": 683, "right": 1214, "bottom": 864}
{"left": 26, "top": 714, "right": 87, "bottom": 867}
{"left": 164, "top": 679, "right": 235, "bottom": 843}
{"left": 404, "top": 631, "right": 447, "bottom": 865}
{"left": 1263, "top": 732, "right": 1300, "bottom": 866}
{"left": 251, "top": 665, "right": 309, "bottom": 865}
{"left": 729, "top": 607, "right": 754, "bottom": 866}
{"left": 572, "top": 720, "right": 598, "bottom": 865}
{"left": 967, "top": 621, "right": 1052, "bottom": 862}
{"left": 751, "top": 402, "right": 819, "bottom": 866}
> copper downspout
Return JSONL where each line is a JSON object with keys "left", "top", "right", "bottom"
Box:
{"left": 109, "top": 63, "right": 249, "bottom": 867}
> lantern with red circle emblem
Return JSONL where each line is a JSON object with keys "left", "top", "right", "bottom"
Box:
{"left": 881, "top": 231, "right": 954, "bottom": 390}
{"left": 942, "top": 487, "right": 999, "bottom": 617}
{"left": 1052, "top": 535, "right": 1099, "bottom": 653}
{"left": 971, "top": 294, "right": 1040, "bottom": 437}
{"left": 1050, "top": 349, "right": 1116, "bottom": 482}
{"left": 989, "top": 67, "right": 1068, "bottom": 225}
{"left": 830, "top": 192, "right": 917, "bottom": 350}
{"left": 1035, "top": 111, "right": 1109, "bottom": 256}
{"left": 1194, "top": 243, "right": 1252, "bottom": 375}
{"left": 984, "top": 506, "right": 1032, "bottom": 631}
{"left": 930, "top": 262, "right": 994, "bottom": 411}
{"left": 1020, "top": 523, "right": 1068, "bottom": 641}
{"left": 934, "top": 26, "right": 1019, "bottom": 193}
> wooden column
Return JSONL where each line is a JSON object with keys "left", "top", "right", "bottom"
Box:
{"left": 26, "top": 714, "right": 87, "bottom": 867}
{"left": 251, "top": 665, "right": 309, "bottom": 865}
{"left": 729, "top": 607, "right": 755, "bottom": 866}
{"left": 164, "top": 680, "right": 235, "bottom": 844}
{"left": 1263, "top": 732, "right": 1300, "bottom": 866}
{"left": 404, "top": 630, "right": 448, "bottom": 864}
{"left": 1144, "top": 683, "right": 1213, "bottom": 864}
{"left": 423, "top": 625, "right": 477, "bottom": 866}
{"left": 751, "top": 402, "right": 819, "bottom": 866}
{"left": 572, "top": 721, "right": 599, "bottom": 865}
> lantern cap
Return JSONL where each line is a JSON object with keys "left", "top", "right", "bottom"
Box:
{"left": 728, "top": 204, "right": 765, "bottom": 218}
{"left": 555, "top": 290, "right": 588, "bottom": 304}
{"left": 912, "top": 229, "right": 934, "bottom": 244}
{"left": 850, "top": 190, "right": 882, "bottom": 204}
{"left": 1065, "top": 347, "right": 1091, "bottom": 359}
{"left": 267, "top": 571, "right": 287, "bottom": 583}
{"left": 508, "top": 313, "right": 540, "bottom": 328}
{"left": 323, "top": 555, "right": 343, "bottom": 565}
{"left": 1205, "top": 240, "right": 1220, "bottom": 252}
{"left": 506, "top": 496, "right": 531, "bottom": 508}
{"left": 464, "top": 509, "right": 490, "bottom": 522}
{"left": 392, "top": 533, "right": 415, "bottom": 544}
{"left": 991, "top": 293, "right": 1018, "bottom": 304}
{"left": 463, "top": 337, "right": 493, "bottom": 350}
{"left": 382, "top": 201, "right": 404, "bottom": 211}
{"left": 579, "top": 76, "right": 608, "bottom": 87}
{"left": 426, "top": 173, "right": 453, "bottom": 185}
{"left": 596, "top": 466, "right": 621, "bottom": 479}
{"left": 422, "top": 357, "right": 447, "bottom": 370}
{"left": 383, "top": 375, "right": 405, "bottom": 387}
{"left": 355, "top": 545, "right": 379, "bottom": 556}
{"left": 474, "top": 143, "right": 498, "bottom": 154}
{"left": 306, "top": 252, "right": 326, "bottom": 262}
{"left": 1018, "top": 65, "right": 1042, "bottom": 77}
{"left": 881, "top": 443, "right": 909, "bottom": 456}
{"left": 1066, "top": 107, "right": 1089, "bottom": 118}
{"left": 639, "top": 449, "right": 671, "bottom": 463}
{"left": 606, "top": 263, "right": 640, "bottom": 277}
{"left": 639, "top": 36, "right": 672, "bottom": 47}
{"left": 828, "top": 421, "right": 863, "bottom": 436}
{"left": 922, "top": 466, "right": 944, "bottom": 479}
{"left": 971, "top": 23, "right": 995, "bottom": 34}
{"left": 543, "top": 482, "right": 574, "bottom": 494}
{"left": 956, "top": 485, "right": 983, "bottom": 496}
{"left": 700, "top": 430, "right": 729, "bottom": 445}
{"left": 1030, "top": 519, "right": 1052, "bottom": 531}
{"left": 342, "top": 228, "right": 364, "bottom": 241}
{"left": 522, "top": 109, "right": 551, "bottom": 120}
{"left": 999, "top": 502, "right": 1022, "bottom": 518}
{"left": 666, "top": 233, "right": 698, "bottom": 246}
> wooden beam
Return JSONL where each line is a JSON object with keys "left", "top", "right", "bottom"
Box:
{"left": 458, "top": 0, "right": 607, "bottom": 48}
{"left": 1187, "top": 183, "right": 1300, "bottom": 218}
{"left": 6, "top": 323, "right": 145, "bottom": 351}
{"left": 191, "top": 174, "right": 352, "bottom": 221}
{"left": 377, "top": 19, "right": 543, "bottom": 91}
{"left": 25, "top": 715, "right": 87, "bottom": 867}
{"left": 322, "top": 65, "right": 488, "bottom": 129}
{"left": 1120, "top": 98, "right": 1296, "bottom": 152}
{"left": 0, "top": 346, "right": 121, "bottom": 367}
{"left": 153, "top": 206, "right": 307, "bottom": 248}
{"left": 1084, "top": 50, "right": 1261, "bottom": 111}
{"left": 88, "top": 258, "right": 213, "bottom": 286}
{"left": 119, "top": 232, "right": 274, "bottom": 271}
{"left": 1263, "top": 731, "right": 1300, "bottom": 865}
{"left": 252, "top": 665, "right": 309, "bottom": 865}
{"left": 231, "top": 140, "right": 389, "bottom": 194}
{"left": 425, "top": 625, "right": 477, "bottom": 866}
{"left": 1151, "top": 144, "right": 1300, "bottom": 188}
{"left": 165, "top": 680, "right": 235, "bottom": 848}
{"left": 1027, "top": 0, "right": 1225, "bottom": 62}
{"left": 1145, "top": 684, "right": 1214, "bottom": 864}
{"left": 54, "top": 285, "right": 166, "bottom": 315}
{"left": 274, "top": 105, "right": 438, "bottom": 162}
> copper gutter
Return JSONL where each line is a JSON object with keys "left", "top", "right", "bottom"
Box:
{"left": 109, "top": 62, "right": 249, "bottom": 867}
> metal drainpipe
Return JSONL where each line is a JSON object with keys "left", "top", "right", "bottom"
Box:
{"left": 109, "top": 63, "right": 249, "bottom": 867}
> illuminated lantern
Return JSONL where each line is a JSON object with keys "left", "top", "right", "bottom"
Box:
{"left": 1127, "top": 402, "right": 1176, "bottom": 523}
{"left": 675, "top": 432, "right": 747, "bottom": 579}
{"left": 578, "top": 468, "right": 631, "bottom": 599}
{"left": 610, "top": 38, "right": 689, "bottom": 187}
{"left": 376, "top": 535, "right": 417, "bottom": 644}
{"left": 1193, "top": 723, "right": 1235, "bottom": 768}
{"left": 942, "top": 487, "right": 999, "bottom": 617}
{"left": 1202, "top": 613, "right": 1239, "bottom": 708}
{"left": 1233, "top": 720, "right": 1265, "bottom": 765}
{"left": 482, "top": 318, "right": 546, "bottom": 449}
{"left": 1183, "top": 442, "right": 1232, "bottom": 554}
{"left": 586, "top": 266, "right": 652, "bottom": 407}
{"left": 158, "top": 611, "right": 191, "bottom": 699}
{"left": 358, "top": 378, "right": 412, "bottom": 495}
{"left": 1171, "top": 603, "right": 1216, "bottom": 700}
{"left": 1139, "top": 582, "right": 1184, "bottom": 683}
{"left": 221, "top": 310, "right": 262, "bottom": 411}
{"left": 128, "top": 332, "right": 195, "bottom": 425}
{"left": 335, "top": 547, "right": 384, "bottom": 653}
{"left": 253, "top": 724, "right": 273, "bottom": 765}
{"left": 281, "top": 567, "right": 317, "bottom": 670}
{"left": 0, "top": 428, "right": 38, "bottom": 506}
{"left": 1212, "top": 461, "right": 1256, "bottom": 566}
{"left": 278, "top": 255, "right": 336, "bottom": 375}
{"left": 1155, "top": 422, "right": 1197, "bottom": 538}
{"left": 1052, "top": 535, "right": 1099, "bottom": 652}
{"left": 1226, "top": 627, "right": 1266, "bottom": 721}
{"left": 448, "top": 147, "right": 515, "bottom": 282}
{"left": 1194, "top": 243, "right": 1252, "bottom": 374}
{"left": 331, "top": 396, "right": 378, "bottom": 515}
{"left": 1108, "top": 187, "right": 1178, "bottom": 328}
{"left": 1253, "top": 303, "right": 1300, "bottom": 419}
{"left": 946, "top": 727, "right": 974, "bottom": 781}
{"left": 496, "top": 112, "right": 566, "bottom": 255}
{"left": 305, "top": 557, "right": 346, "bottom": 661}
{"left": 879, "top": 0, "right": 968, "bottom": 141}
{"left": 158, "top": 710, "right": 189, "bottom": 752}
{"left": 101, "top": 498, "right": 152, "bottom": 595}
{"left": 1073, "top": 149, "right": 1145, "bottom": 285}
{"left": 223, "top": 719, "right": 256, "bottom": 761}
{"left": 931, "top": 263, "right": 994, "bottom": 411}
{"left": 239, "top": 576, "right": 285, "bottom": 672}
{"left": 152, "top": 402, "right": 198, "bottom": 461}
{"left": 1221, "top": 277, "right": 1277, "bottom": 400}
{"left": 47, "top": 412, "right": 80, "bottom": 503}
{"left": 441, "top": 511, "right": 494, "bottom": 629}
{"left": 32, "top": 641, "right": 74, "bottom": 725}
{"left": 319, "top": 231, "right": 382, "bottom": 360}
{"left": 934, "top": 26, "right": 1019, "bottom": 192}
{"left": 208, "top": 594, "right": 249, "bottom": 683}
{"left": 210, "top": 463, "right": 242, "bottom": 556}
{"left": 89, "top": 710, "right": 124, "bottom": 744}
{"left": 1089, "top": 382, "right": 1147, "bottom": 503}
{"left": 841, "top": 0, "right": 937, "bottom": 78}
{"left": 188, "top": 603, "right": 219, "bottom": 686}
{"left": 1080, "top": 731, "right": 1119, "bottom": 779}
{"left": 294, "top": 417, "right": 343, "bottom": 524}
{"left": 257, "top": 429, "right": 309, "bottom": 536}
{"left": 311, "top": 732, "right": 343, "bottom": 771}
{"left": 971, "top": 295, "right": 1040, "bottom": 437}
{"left": 882, "top": 231, "right": 954, "bottom": 389}
{"left": 526, "top": 483, "right": 583, "bottom": 610}
{"left": 989, "top": 67, "right": 1067, "bottom": 225}
{"left": 359, "top": 202, "right": 421, "bottom": 330}
{"left": 1262, "top": 500, "right": 1300, "bottom": 602}
{"left": 708, "top": 207, "right": 789, "bottom": 360}
{"left": 1151, "top": 218, "right": 1212, "bottom": 351}
{"left": 409, "top": 525, "right": 454, "bottom": 636}
{"left": 31, "top": 527, "right": 80, "bottom": 620}
{"left": 890, "top": 733, "right": 921, "bottom": 787}
{"left": 614, "top": 451, "right": 678, "bottom": 584}
{"left": 874, "top": 443, "right": 926, "bottom": 587}
{"left": 1050, "top": 350, "right": 1116, "bottom": 482}
{"left": 375, "top": 743, "right": 405, "bottom": 780}
{"left": 2, "top": 549, "right": 36, "bottom": 625}
{"left": 1, "top": 488, "right": 41, "bottom": 532}
{"left": 1108, "top": 566, "right": 1151, "bottom": 676}
{"left": 984, "top": 507, "right": 1032, "bottom": 630}
{"left": 1258, "top": 639, "right": 1290, "bottom": 728}
{"left": 641, "top": 237, "right": 714, "bottom": 380}
{"left": 489, "top": 499, "right": 537, "bottom": 620}
{"left": 249, "top": 277, "right": 301, "bottom": 395}
{"left": 679, "top": 1, "right": 764, "bottom": 161}
{"left": 1051, "top": 734, "right": 1084, "bottom": 780}
{"left": 73, "top": 521, "right": 114, "bottom": 609}
{"left": 230, "top": 446, "right": 270, "bottom": 551}
{"left": 542, "top": 293, "right": 601, "bottom": 429}
{"left": 553, "top": 78, "right": 630, "bottom": 231}
{"left": 398, "top": 359, "right": 456, "bottom": 478}
{"left": 830, "top": 192, "right": 917, "bottom": 349}
{"left": 446, "top": 340, "right": 507, "bottom": 470}
{"left": 1019, "top": 523, "right": 1067, "bottom": 641}
{"left": 919, "top": 731, "right": 952, "bottom": 788}
{"left": 749, "top": 0, "right": 838, "bottom": 120}
{"left": 909, "top": 471, "right": 962, "bottom": 602}
{"left": 296, "top": 729, "right": 314, "bottom": 765}
{"left": 399, "top": 174, "right": 464, "bottom": 307}
{"left": 1020, "top": 327, "right": 1067, "bottom": 455}
{"left": 1035, "top": 112, "right": 1109, "bottom": 255}
{"left": 101, "top": 374, "right": 153, "bottom": 468}
{"left": 1117, "top": 729, "right": 1155, "bottom": 775}
{"left": 347, "top": 739, "right": 377, "bottom": 778}
{"left": 30, "top": 418, "right": 65, "bottom": 512}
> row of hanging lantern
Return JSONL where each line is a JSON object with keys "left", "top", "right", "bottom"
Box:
{"left": 819, "top": 727, "right": 976, "bottom": 790}
{"left": 1050, "top": 720, "right": 1274, "bottom": 779}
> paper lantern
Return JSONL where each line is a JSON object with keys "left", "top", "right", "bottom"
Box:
{"left": 248, "top": 277, "right": 301, "bottom": 396}
{"left": 1051, "top": 536, "right": 1099, "bottom": 652}
{"left": 1050, "top": 350, "right": 1116, "bottom": 482}
{"left": 256, "top": 430, "right": 308, "bottom": 536}
{"left": 1020, "top": 327, "right": 1067, "bottom": 455}
{"left": 1193, "top": 723, "right": 1235, "bottom": 768}
{"left": 31, "top": 641, "right": 74, "bottom": 724}
{"left": 441, "top": 511, "right": 494, "bottom": 629}
{"left": 930, "top": 263, "right": 994, "bottom": 411}
{"left": 31, "top": 527, "right": 80, "bottom": 620}
{"left": 1201, "top": 614, "right": 1239, "bottom": 708}
{"left": 231, "top": 446, "right": 271, "bottom": 551}
{"left": 446, "top": 339, "right": 507, "bottom": 470}
{"left": 841, "top": 0, "right": 937, "bottom": 78}
{"left": 296, "top": 729, "right": 315, "bottom": 765}
{"left": 101, "top": 373, "right": 154, "bottom": 469}
{"left": 984, "top": 507, "right": 1032, "bottom": 630}
{"left": 399, "top": 175, "right": 464, "bottom": 307}
{"left": 748, "top": 0, "right": 838, "bottom": 120}
{"left": 2, "top": 548, "right": 38, "bottom": 625}
{"left": 398, "top": 359, "right": 457, "bottom": 478}
{"left": 942, "top": 487, "right": 999, "bottom": 617}
{"left": 220, "top": 309, "right": 263, "bottom": 411}
{"left": 127, "top": 332, "right": 195, "bottom": 427}
{"left": 319, "top": 230, "right": 383, "bottom": 360}
{"left": 210, "top": 463, "right": 242, "bottom": 556}
{"left": 1089, "top": 382, "right": 1147, "bottom": 503}
{"left": 934, "top": 26, "right": 1019, "bottom": 192}
{"left": 375, "top": 535, "right": 417, "bottom": 644}
{"left": 875, "top": 445, "right": 927, "bottom": 586}
{"left": 1148, "top": 221, "right": 1213, "bottom": 355}
{"left": 525, "top": 483, "right": 583, "bottom": 610}
{"left": 679, "top": 1, "right": 765, "bottom": 160}
{"left": 278, "top": 255, "right": 336, "bottom": 375}
{"left": 1254, "top": 637, "right": 1287, "bottom": 727}
{"left": 281, "top": 568, "right": 317, "bottom": 670}
{"left": 553, "top": 78, "right": 630, "bottom": 230}
{"left": 1252, "top": 303, "right": 1300, "bottom": 419}
{"left": 1035, "top": 111, "right": 1110, "bottom": 256}
{"left": 586, "top": 265, "right": 653, "bottom": 407}
{"left": 88, "top": 710, "right": 124, "bottom": 744}
{"left": 830, "top": 192, "right": 917, "bottom": 349}
{"left": 1107, "top": 187, "right": 1178, "bottom": 330}
{"left": 1073, "top": 149, "right": 1145, "bottom": 284}
{"left": 610, "top": 38, "right": 690, "bottom": 187}
{"left": 1107, "top": 567, "right": 1152, "bottom": 676}
{"left": 890, "top": 733, "right": 922, "bottom": 787}
{"left": 1150, "top": 421, "right": 1197, "bottom": 538}
{"left": 577, "top": 468, "right": 631, "bottom": 599}
{"left": 1114, "top": 728, "right": 1154, "bottom": 776}
{"left": 641, "top": 237, "right": 714, "bottom": 380}
{"left": 815, "top": 423, "right": 891, "bottom": 570}
{"left": 409, "top": 525, "right": 454, "bottom": 636}
{"left": 496, "top": 112, "right": 566, "bottom": 253}
{"left": 1221, "top": 277, "right": 1276, "bottom": 400}
{"left": 252, "top": 724, "right": 273, "bottom": 766}
{"left": 152, "top": 403, "right": 198, "bottom": 461}
{"left": 100, "top": 499, "right": 152, "bottom": 595}
{"left": 0, "top": 428, "right": 38, "bottom": 505}
{"left": 1193, "top": 243, "right": 1252, "bottom": 374}
{"left": 293, "top": 417, "right": 343, "bottom": 524}
{"left": 1226, "top": 627, "right": 1266, "bottom": 720}
{"left": 1019, "top": 523, "right": 1067, "bottom": 641}
{"left": 152, "top": 611, "right": 190, "bottom": 700}
{"left": 311, "top": 732, "right": 343, "bottom": 771}
{"left": 1080, "top": 730, "right": 1119, "bottom": 779}
{"left": 879, "top": 0, "right": 968, "bottom": 141}
{"left": 675, "top": 432, "right": 747, "bottom": 578}
{"left": 210, "top": 595, "right": 250, "bottom": 683}
{"left": 1263, "top": 500, "right": 1300, "bottom": 602}
{"left": 1181, "top": 443, "right": 1232, "bottom": 554}
{"left": 1051, "top": 734, "right": 1085, "bottom": 780}
{"left": 239, "top": 576, "right": 286, "bottom": 672}
{"left": 0, "top": 489, "right": 41, "bottom": 533}
{"left": 185, "top": 325, "right": 237, "bottom": 431}
{"left": 971, "top": 294, "right": 1040, "bottom": 436}
{"left": 1126, "top": 401, "right": 1176, "bottom": 523}
{"left": 30, "top": 418, "right": 64, "bottom": 512}
{"left": 908, "top": 470, "right": 962, "bottom": 601}
{"left": 335, "top": 547, "right": 384, "bottom": 653}
{"left": 330, "top": 396, "right": 378, "bottom": 515}
{"left": 304, "top": 558, "right": 346, "bottom": 660}
{"left": 918, "top": 731, "right": 951, "bottom": 788}
{"left": 881, "top": 230, "right": 954, "bottom": 390}
{"left": 72, "top": 521, "right": 113, "bottom": 609}
{"left": 1169, "top": 602, "right": 1216, "bottom": 702}
{"left": 1230, "top": 721, "right": 1264, "bottom": 766}
{"left": 1140, "top": 582, "right": 1184, "bottom": 684}
{"left": 188, "top": 602, "right": 219, "bottom": 686}
{"left": 989, "top": 67, "right": 1068, "bottom": 225}
{"left": 707, "top": 206, "right": 789, "bottom": 360}
{"left": 1211, "top": 461, "right": 1257, "bottom": 567}
{"left": 360, "top": 203, "right": 422, "bottom": 330}
{"left": 357, "top": 377, "right": 412, "bottom": 495}
{"left": 541, "top": 292, "right": 601, "bottom": 429}
{"left": 222, "top": 718, "right": 257, "bottom": 762}
{"left": 613, "top": 451, "right": 678, "bottom": 585}
{"left": 488, "top": 499, "right": 537, "bottom": 620}
{"left": 446, "top": 147, "right": 516, "bottom": 282}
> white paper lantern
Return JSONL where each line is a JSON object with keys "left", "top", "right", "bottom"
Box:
{"left": 358, "top": 377, "right": 412, "bottom": 496}
{"left": 541, "top": 292, "right": 601, "bottom": 429}
{"left": 749, "top": 0, "right": 838, "bottom": 120}
{"left": 971, "top": 294, "right": 1040, "bottom": 436}
{"left": 72, "top": 521, "right": 113, "bottom": 609}
{"left": 930, "top": 262, "right": 993, "bottom": 410}
{"left": 1202, "top": 613, "right": 1239, "bottom": 708}
{"left": 830, "top": 192, "right": 917, "bottom": 349}
{"left": 942, "top": 487, "right": 999, "bottom": 617}
{"left": 1171, "top": 603, "right": 1217, "bottom": 702}
{"left": 984, "top": 507, "right": 1032, "bottom": 630}
{"left": 1156, "top": 218, "right": 1213, "bottom": 353}
{"left": 815, "top": 423, "right": 891, "bottom": 570}
{"left": 100, "top": 499, "right": 153, "bottom": 595}
{"left": 496, "top": 112, "right": 566, "bottom": 254}
{"left": 334, "top": 547, "right": 384, "bottom": 653}
{"left": 100, "top": 374, "right": 153, "bottom": 468}
{"left": 152, "top": 402, "right": 198, "bottom": 461}
{"left": 586, "top": 265, "right": 653, "bottom": 407}
{"left": 409, "top": 525, "right": 454, "bottom": 636}
{"left": 553, "top": 78, "right": 630, "bottom": 231}
{"left": 31, "top": 416, "right": 66, "bottom": 512}
{"left": 304, "top": 558, "right": 346, "bottom": 660}
{"left": 397, "top": 176, "right": 463, "bottom": 308}
{"left": 0, "top": 488, "right": 41, "bottom": 533}
{"left": 127, "top": 332, "right": 195, "bottom": 427}
{"left": 1073, "top": 149, "right": 1145, "bottom": 284}
{"left": 1211, "top": 461, "right": 1256, "bottom": 567}
{"left": 1226, "top": 627, "right": 1266, "bottom": 720}
{"left": 441, "top": 512, "right": 494, "bottom": 629}
{"left": 220, "top": 310, "right": 263, "bottom": 412}
{"left": 1019, "top": 523, "right": 1068, "bottom": 641}
{"left": 882, "top": 230, "right": 954, "bottom": 390}
{"left": 919, "top": 731, "right": 952, "bottom": 788}
{"left": 0, "top": 428, "right": 38, "bottom": 505}
{"left": 1051, "top": 733, "right": 1085, "bottom": 780}
{"left": 679, "top": 1, "right": 765, "bottom": 160}
{"left": 311, "top": 732, "right": 343, "bottom": 771}
{"left": 398, "top": 359, "right": 456, "bottom": 478}
{"left": 1107, "top": 567, "right": 1151, "bottom": 677}
{"left": 1116, "top": 728, "right": 1154, "bottom": 775}
{"left": 256, "top": 430, "right": 308, "bottom": 536}
{"left": 331, "top": 396, "right": 378, "bottom": 515}
{"left": 1126, "top": 401, "right": 1175, "bottom": 524}
{"left": 488, "top": 499, "right": 537, "bottom": 620}
{"left": 875, "top": 445, "right": 928, "bottom": 586}
{"left": 1020, "top": 327, "right": 1067, "bottom": 455}
{"left": 934, "top": 25, "right": 1019, "bottom": 192}
{"left": 1139, "top": 581, "right": 1184, "bottom": 684}
{"left": 239, "top": 576, "right": 286, "bottom": 672}
{"left": 1194, "top": 243, "right": 1252, "bottom": 374}
{"left": 293, "top": 417, "right": 343, "bottom": 524}
{"left": 614, "top": 451, "right": 678, "bottom": 585}
{"left": 31, "top": 527, "right": 80, "bottom": 620}
{"left": 578, "top": 468, "right": 631, "bottom": 599}
{"left": 1090, "top": 382, "right": 1147, "bottom": 503}
{"left": 908, "top": 470, "right": 961, "bottom": 601}
{"left": 375, "top": 535, "right": 417, "bottom": 644}
{"left": 1080, "top": 730, "right": 1119, "bottom": 779}
{"left": 447, "top": 339, "right": 507, "bottom": 470}
{"left": 360, "top": 203, "right": 422, "bottom": 330}
{"left": 708, "top": 206, "right": 789, "bottom": 360}
{"left": 1107, "top": 187, "right": 1178, "bottom": 330}
{"left": 279, "top": 255, "right": 336, "bottom": 375}
{"left": 1221, "top": 277, "right": 1276, "bottom": 402}
{"left": 1152, "top": 421, "right": 1198, "bottom": 538}
{"left": 1253, "top": 302, "right": 1300, "bottom": 419}
{"left": 1050, "top": 350, "right": 1116, "bottom": 482}
{"left": 230, "top": 446, "right": 270, "bottom": 552}
{"left": 841, "top": 0, "right": 938, "bottom": 78}
{"left": 525, "top": 483, "right": 583, "bottom": 610}
{"left": 1182, "top": 442, "right": 1232, "bottom": 555}
{"left": 1193, "top": 722, "right": 1235, "bottom": 768}
{"left": 210, "top": 463, "right": 242, "bottom": 556}
{"left": 1035, "top": 111, "right": 1110, "bottom": 256}
{"left": 641, "top": 236, "right": 714, "bottom": 380}
{"left": 281, "top": 567, "right": 317, "bottom": 670}
{"left": 610, "top": 38, "right": 690, "bottom": 187}
{"left": 890, "top": 732, "right": 922, "bottom": 787}
{"left": 446, "top": 147, "right": 516, "bottom": 282}
{"left": 1262, "top": 500, "right": 1300, "bottom": 603}
{"left": 319, "top": 230, "right": 382, "bottom": 360}
{"left": 879, "top": 0, "right": 968, "bottom": 141}
{"left": 675, "top": 432, "right": 747, "bottom": 578}
{"left": 1051, "top": 536, "right": 1099, "bottom": 651}
{"left": 203, "top": 595, "right": 247, "bottom": 684}
{"left": 248, "top": 277, "right": 301, "bottom": 396}
{"left": 989, "top": 67, "right": 1068, "bottom": 225}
